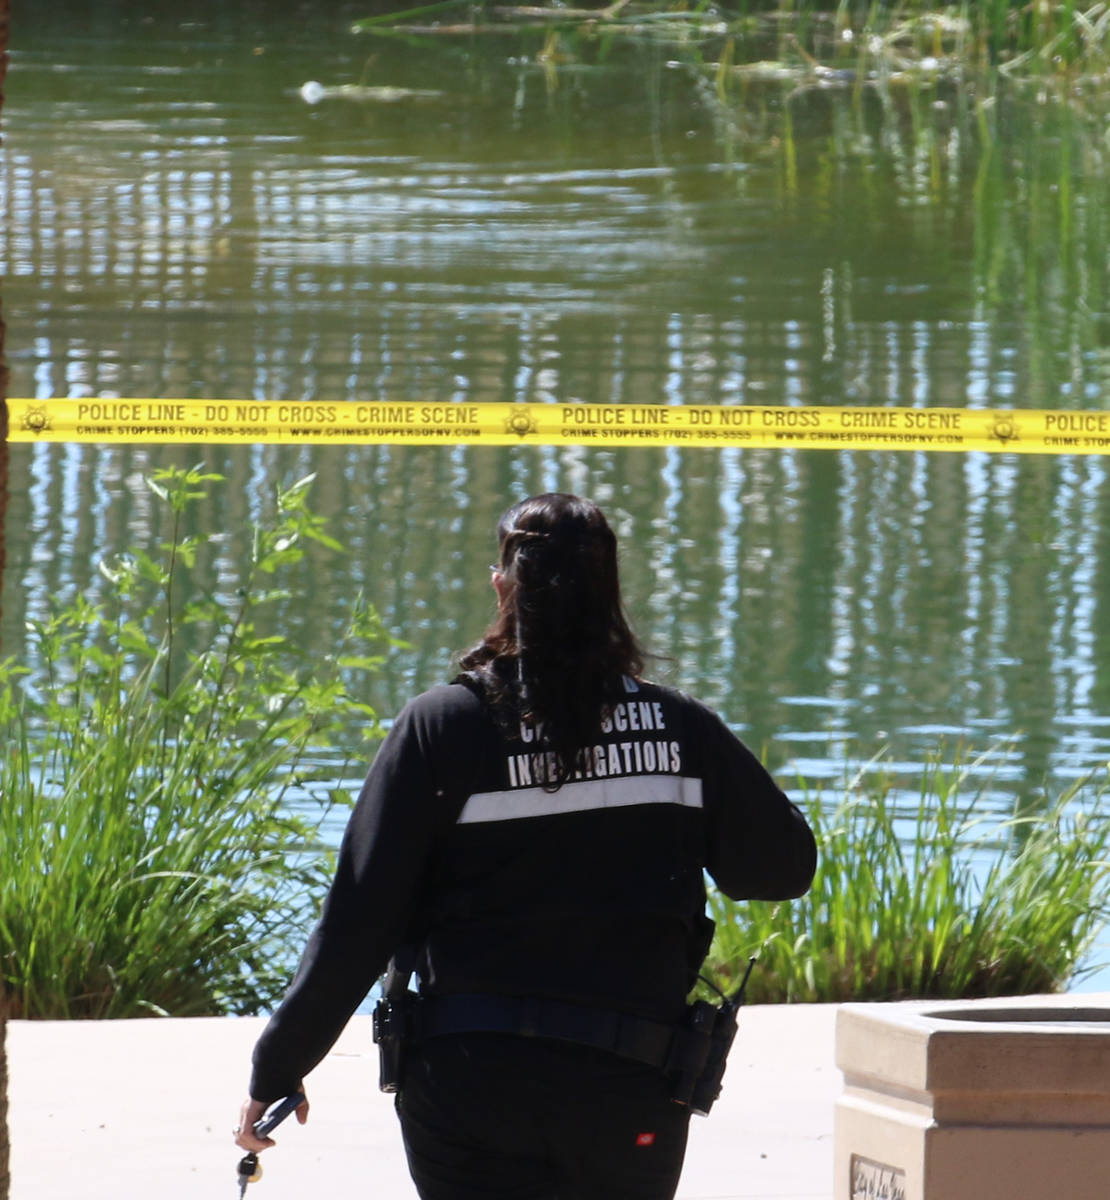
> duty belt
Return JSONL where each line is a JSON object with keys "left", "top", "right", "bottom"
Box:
{"left": 412, "top": 993, "right": 678, "bottom": 1071}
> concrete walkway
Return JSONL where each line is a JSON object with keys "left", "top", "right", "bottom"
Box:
{"left": 6, "top": 1004, "right": 839, "bottom": 1199}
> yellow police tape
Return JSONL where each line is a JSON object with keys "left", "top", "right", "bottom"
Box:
{"left": 8, "top": 398, "right": 1110, "bottom": 453}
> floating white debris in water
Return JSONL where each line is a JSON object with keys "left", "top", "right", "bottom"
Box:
{"left": 298, "top": 80, "right": 444, "bottom": 104}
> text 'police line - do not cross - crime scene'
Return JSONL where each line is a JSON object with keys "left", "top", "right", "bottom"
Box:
{"left": 9, "top": 398, "right": 1110, "bottom": 454}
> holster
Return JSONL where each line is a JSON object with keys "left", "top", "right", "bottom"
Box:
{"left": 371, "top": 956, "right": 416, "bottom": 1094}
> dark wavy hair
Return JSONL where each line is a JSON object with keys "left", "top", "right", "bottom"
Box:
{"left": 458, "top": 493, "right": 645, "bottom": 783}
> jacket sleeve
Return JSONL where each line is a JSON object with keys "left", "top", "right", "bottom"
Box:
{"left": 249, "top": 696, "right": 449, "bottom": 1101}
{"left": 692, "top": 699, "right": 817, "bottom": 902}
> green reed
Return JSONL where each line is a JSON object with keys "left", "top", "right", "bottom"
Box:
{"left": 0, "top": 467, "right": 392, "bottom": 1019}
{"left": 352, "top": 2, "right": 1110, "bottom": 80}
{"left": 703, "top": 750, "right": 1110, "bottom": 1003}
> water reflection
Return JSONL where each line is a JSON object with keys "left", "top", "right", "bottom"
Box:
{"left": 6, "top": 2, "right": 1110, "bottom": 820}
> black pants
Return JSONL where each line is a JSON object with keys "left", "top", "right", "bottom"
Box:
{"left": 396, "top": 1033, "right": 691, "bottom": 1200}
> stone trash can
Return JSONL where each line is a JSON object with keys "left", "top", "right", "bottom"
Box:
{"left": 834, "top": 993, "right": 1110, "bottom": 1200}
{"left": 1, "top": 990, "right": 8, "bottom": 1200}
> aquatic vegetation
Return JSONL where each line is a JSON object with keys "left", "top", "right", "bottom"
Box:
{"left": 352, "top": 0, "right": 1110, "bottom": 84}
{"left": 0, "top": 468, "right": 394, "bottom": 1019}
{"left": 704, "top": 749, "right": 1110, "bottom": 1003}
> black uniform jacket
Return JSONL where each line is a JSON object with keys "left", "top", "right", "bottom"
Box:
{"left": 250, "top": 678, "right": 816, "bottom": 1100}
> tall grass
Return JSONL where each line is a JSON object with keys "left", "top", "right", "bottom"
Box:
{"left": 704, "top": 750, "right": 1110, "bottom": 1003}
{"left": 0, "top": 467, "right": 392, "bottom": 1018}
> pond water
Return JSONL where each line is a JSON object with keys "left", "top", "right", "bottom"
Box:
{"left": 5, "top": 2, "right": 1110, "bottom": 984}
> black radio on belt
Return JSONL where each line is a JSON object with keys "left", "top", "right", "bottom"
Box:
{"left": 668, "top": 956, "right": 757, "bottom": 1117}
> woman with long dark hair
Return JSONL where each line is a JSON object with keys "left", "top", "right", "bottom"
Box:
{"left": 461, "top": 492, "right": 645, "bottom": 784}
{"left": 237, "top": 493, "right": 816, "bottom": 1200}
